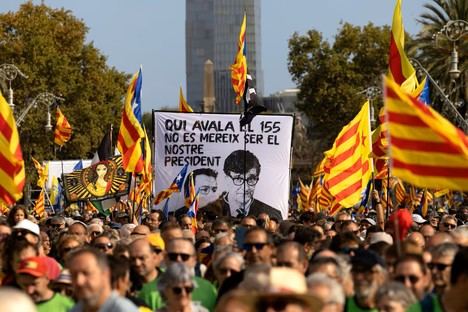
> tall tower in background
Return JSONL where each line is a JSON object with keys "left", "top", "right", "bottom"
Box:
{"left": 186, "top": 0, "right": 263, "bottom": 113}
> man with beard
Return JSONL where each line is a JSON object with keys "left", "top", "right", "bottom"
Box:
{"left": 207, "top": 150, "right": 282, "bottom": 220}
{"left": 68, "top": 248, "right": 138, "bottom": 312}
{"left": 346, "top": 249, "right": 387, "bottom": 311}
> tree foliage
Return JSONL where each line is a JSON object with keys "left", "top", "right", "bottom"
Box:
{"left": 0, "top": 2, "right": 129, "bottom": 168}
{"left": 288, "top": 23, "right": 395, "bottom": 164}
{"left": 411, "top": 0, "right": 467, "bottom": 121}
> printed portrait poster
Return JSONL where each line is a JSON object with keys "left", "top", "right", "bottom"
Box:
{"left": 153, "top": 112, "right": 294, "bottom": 220}
{"left": 63, "top": 156, "right": 131, "bottom": 202}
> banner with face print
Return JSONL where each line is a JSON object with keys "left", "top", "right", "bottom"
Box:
{"left": 153, "top": 112, "right": 294, "bottom": 220}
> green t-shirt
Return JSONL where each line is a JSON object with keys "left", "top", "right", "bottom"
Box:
{"left": 137, "top": 276, "right": 217, "bottom": 312}
{"left": 37, "top": 293, "right": 74, "bottom": 312}
{"left": 407, "top": 294, "right": 444, "bottom": 312}
{"left": 345, "top": 297, "right": 378, "bottom": 312}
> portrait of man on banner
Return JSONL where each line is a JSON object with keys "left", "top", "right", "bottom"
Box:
{"left": 206, "top": 149, "right": 283, "bottom": 220}
{"left": 63, "top": 156, "right": 131, "bottom": 202}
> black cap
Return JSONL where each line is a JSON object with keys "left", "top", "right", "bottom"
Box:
{"left": 351, "top": 249, "right": 386, "bottom": 268}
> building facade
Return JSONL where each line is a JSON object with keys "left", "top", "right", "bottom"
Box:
{"left": 186, "top": 0, "right": 263, "bottom": 112}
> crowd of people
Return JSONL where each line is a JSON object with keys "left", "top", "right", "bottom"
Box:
{"left": 0, "top": 196, "right": 467, "bottom": 312}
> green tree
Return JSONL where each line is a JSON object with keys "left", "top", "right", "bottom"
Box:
{"left": 0, "top": 2, "right": 129, "bottom": 167}
{"left": 411, "top": 0, "right": 467, "bottom": 122}
{"left": 288, "top": 22, "right": 396, "bottom": 165}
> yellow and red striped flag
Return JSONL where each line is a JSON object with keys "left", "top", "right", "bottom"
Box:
{"left": 384, "top": 77, "right": 468, "bottom": 191}
{"left": 184, "top": 172, "right": 196, "bottom": 208}
{"left": 117, "top": 70, "right": 145, "bottom": 173}
{"left": 297, "top": 178, "right": 310, "bottom": 212}
{"left": 231, "top": 13, "right": 247, "bottom": 105}
{"left": 179, "top": 86, "right": 193, "bottom": 113}
{"left": 54, "top": 107, "right": 72, "bottom": 146}
{"left": 31, "top": 157, "right": 48, "bottom": 188}
{"left": 388, "top": 0, "right": 419, "bottom": 93}
{"left": 34, "top": 189, "right": 45, "bottom": 218}
{"left": 141, "top": 127, "right": 152, "bottom": 189}
{"left": 0, "top": 90, "right": 25, "bottom": 206}
{"left": 323, "top": 101, "right": 373, "bottom": 207}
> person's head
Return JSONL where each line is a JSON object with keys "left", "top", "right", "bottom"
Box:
{"left": 178, "top": 215, "right": 192, "bottom": 231}
{"left": 146, "top": 209, "right": 163, "bottom": 231}
{"left": 129, "top": 238, "right": 164, "bottom": 281}
{"left": 439, "top": 215, "right": 457, "bottom": 232}
{"left": 165, "top": 238, "right": 197, "bottom": 268}
{"left": 16, "top": 256, "right": 53, "bottom": 302}
{"left": 160, "top": 222, "right": 183, "bottom": 245}
{"left": 240, "top": 216, "right": 257, "bottom": 229}
{"left": 131, "top": 225, "right": 150, "bottom": 238}
{"left": 394, "top": 254, "right": 430, "bottom": 300}
{"left": 57, "top": 235, "right": 83, "bottom": 261}
{"left": 0, "top": 221, "right": 11, "bottom": 244}
{"left": 243, "top": 227, "right": 273, "bottom": 265}
{"left": 443, "top": 248, "right": 468, "bottom": 312}
{"left": 334, "top": 212, "right": 351, "bottom": 233}
{"left": 223, "top": 150, "right": 261, "bottom": 204}
{"left": 276, "top": 241, "right": 308, "bottom": 274}
{"left": 429, "top": 243, "right": 459, "bottom": 295}
{"left": 108, "top": 255, "right": 131, "bottom": 296}
{"left": 407, "top": 232, "right": 425, "bottom": 250}
{"left": 340, "top": 220, "right": 359, "bottom": 235}
{"left": 451, "top": 226, "right": 468, "bottom": 247}
{"left": 306, "top": 273, "right": 345, "bottom": 312}
{"left": 40, "top": 231, "right": 51, "bottom": 255}
{"left": 49, "top": 216, "right": 66, "bottom": 232}
{"left": 419, "top": 224, "right": 435, "bottom": 243}
{"left": 92, "top": 234, "right": 114, "bottom": 255}
{"left": 67, "top": 248, "right": 111, "bottom": 309}
{"left": 350, "top": 249, "right": 387, "bottom": 308}
{"left": 87, "top": 223, "right": 104, "bottom": 241}
{"left": 157, "top": 263, "right": 195, "bottom": 309}
{"left": 184, "top": 168, "right": 218, "bottom": 207}
{"left": 293, "top": 226, "right": 322, "bottom": 258}
{"left": 211, "top": 218, "right": 231, "bottom": 236}
{"left": 375, "top": 281, "right": 417, "bottom": 312}
{"left": 213, "top": 251, "right": 244, "bottom": 285}
{"left": 12, "top": 219, "right": 40, "bottom": 246}
{"left": 0, "top": 287, "right": 37, "bottom": 312}
{"left": 68, "top": 222, "right": 88, "bottom": 243}
{"left": 7, "top": 205, "right": 28, "bottom": 226}
{"left": 330, "top": 232, "right": 361, "bottom": 255}
{"left": 3, "top": 239, "right": 39, "bottom": 276}
{"left": 308, "top": 257, "right": 341, "bottom": 281}
{"left": 427, "top": 232, "right": 454, "bottom": 248}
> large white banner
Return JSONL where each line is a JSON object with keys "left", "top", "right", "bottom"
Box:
{"left": 153, "top": 112, "right": 293, "bottom": 220}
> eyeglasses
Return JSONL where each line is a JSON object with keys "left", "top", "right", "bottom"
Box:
{"left": 256, "top": 297, "right": 307, "bottom": 312}
{"left": 168, "top": 252, "right": 192, "bottom": 262}
{"left": 243, "top": 242, "right": 268, "bottom": 251}
{"left": 228, "top": 174, "right": 259, "bottom": 186}
{"left": 90, "top": 231, "right": 103, "bottom": 237}
{"left": 276, "top": 261, "right": 294, "bottom": 268}
{"left": 213, "top": 228, "right": 228, "bottom": 234}
{"left": 172, "top": 285, "right": 194, "bottom": 295}
{"left": 62, "top": 246, "right": 79, "bottom": 253}
{"left": 94, "top": 242, "right": 113, "bottom": 250}
{"left": 13, "top": 230, "right": 33, "bottom": 237}
{"left": 428, "top": 262, "right": 451, "bottom": 271}
{"left": 51, "top": 223, "right": 65, "bottom": 228}
{"left": 198, "top": 186, "right": 218, "bottom": 195}
{"left": 395, "top": 274, "right": 420, "bottom": 285}
{"left": 443, "top": 223, "right": 456, "bottom": 229}
{"left": 151, "top": 247, "right": 163, "bottom": 254}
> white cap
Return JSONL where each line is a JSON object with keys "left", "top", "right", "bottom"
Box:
{"left": 362, "top": 218, "right": 376, "bottom": 226}
{"left": 369, "top": 232, "right": 393, "bottom": 245}
{"left": 13, "top": 219, "right": 40, "bottom": 236}
{"left": 412, "top": 214, "right": 427, "bottom": 224}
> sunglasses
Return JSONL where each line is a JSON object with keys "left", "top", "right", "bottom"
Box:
{"left": 94, "top": 242, "right": 113, "bottom": 250}
{"left": 62, "top": 246, "right": 79, "bottom": 253}
{"left": 276, "top": 261, "right": 294, "bottom": 268}
{"left": 443, "top": 223, "right": 456, "bottom": 229}
{"left": 151, "top": 247, "right": 163, "bottom": 254}
{"left": 256, "top": 297, "right": 307, "bottom": 311}
{"left": 172, "top": 285, "right": 194, "bottom": 295}
{"left": 395, "top": 274, "right": 420, "bottom": 284}
{"left": 51, "top": 223, "right": 65, "bottom": 228}
{"left": 219, "top": 267, "right": 239, "bottom": 275}
{"left": 243, "top": 242, "right": 268, "bottom": 251}
{"left": 168, "top": 252, "right": 192, "bottom": 262}
{"left": 428, "top": 262, "right": 450, "bottom": 271}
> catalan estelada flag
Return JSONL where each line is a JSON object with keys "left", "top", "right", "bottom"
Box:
{"left": 154, "top": 164, "right": 189, "bottom": 205}
{"left": 54, "top": 107, "right": 72, "bottom": 146}
{"left": 323, "top": 101, "right": 373, "bottom": 207}
{"left": 231, "top": 13, "right": 247, "bottom": 105}
{"left": 117, "top": 69, "right": 145, "bottom": 173}
{"left": 184, "top": 172, "right": 196, "bottom": 208}
{"left": 0, "top": 90, "right": 25, "bottom": 205}
{"left": 179, "top": 86, "right": 193, "bottom": 113}
{"left": 187, "top": 190, "right": 200, "bottom": 234}
{"left": 31, "top": 157, "right": 48, "bottom": 188}
{"left": 384, "top": 77, "right": 468, "bottom": 191}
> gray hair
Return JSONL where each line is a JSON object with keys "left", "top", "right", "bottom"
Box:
{"left": 213, "top": 251, "right": 245, "bottom": 273}
{"left": 306, "top": 273, "right": 345, "bottom": 305}
{"left": 157, "top": 263, "right": 195, "bottom": 295}
{"left": 375, "top": 282, "right": 417, "bottom": 309}
{"left": 430, "top": 243, "right": 459, "bottom": 259}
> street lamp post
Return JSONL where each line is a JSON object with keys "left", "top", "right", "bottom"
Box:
{"left": 0, "top": 63, "right": 28, "bottom": 111}
{"left": 16, "top": 92, "right": 64, "bottom": 130}
{"left": 357, "top": 86, "right": 381, "bottom": 129}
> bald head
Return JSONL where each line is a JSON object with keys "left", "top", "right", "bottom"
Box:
{"left": 132, "top": 225, "right": 150, "bottom": 237}
{"left": 428, "top": 232, "right": 454, "bottom": 248}
{"left": 408, "top": 232, "right": 425, "bottom": 249}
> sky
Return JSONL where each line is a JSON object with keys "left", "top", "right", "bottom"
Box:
{"left": 2, "top": 0, "right": 428, "bottom": 112}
